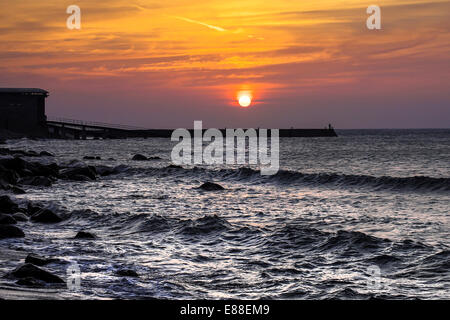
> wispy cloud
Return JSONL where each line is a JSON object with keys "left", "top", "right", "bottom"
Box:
{"left": 172, "top": 16, "right": 227, "bottom": 32}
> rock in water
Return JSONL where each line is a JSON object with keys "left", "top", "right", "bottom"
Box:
{"left": 74, "top": 231, "right": 97, "bottom": 239}
{"left": 0, "top": 195, "right": 19, "bottom": 213}
{"left": 31, "top": 209, "right": 63, "bottom": 223}
{"left": 0, "top": 158, "right": 58, "bottom": 178}
{"left": 27, "top": 150, "right": 39, "bottom": 157}
{"left": 94, "top": 165, "right": 115, "bottom": 176}
{"left": 166, "top": 164, "right": 182, "bottom": 169}
{"left": 25, "top": 253, "right": 57, "bottom": 266}
{"left": 83, "top": 156, "right": 101, "bottom": 160}
{"left": 198, "top": 182, "right": 225, "bottom": 191}
{"left": 39, "top": 151, "right": 54, "bottom": 157}
{"left": 16, "top": 277, "right": 46, "bottom": 287}
{"left": 0, "top": 214, "right": 17, "bottom": 225}
{"left": 18, "top": 176, "right": 52, "bottom": 187}
{"left": 115, "top": 269, "right": 139, "bottom": 277}
{"left": 12, "top": 212, "right": 28, "bottom": 222}
{"left": 69, "top": 174, "right": 92, "bottom": 181}
{"left": 11, "top": 186, "right": 26, "bottom": 194}
{"left": 132, "top": 154, "right": 148, "bottom": 161}
{"left": 11, "top": 264, "right": 64, "bottom": 284}
{"left": 0, "top": 225, "right": 25, "bottom": 239}
{"left": 60, "top": 166, "right": 97, "bottom": 181}
{"left": 27, "top": 203, "right": 43, "bottom": 216}
{"left": 0, "top": 167, "right": 20, "bottom": 185}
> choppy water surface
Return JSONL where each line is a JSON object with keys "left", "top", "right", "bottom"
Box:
{"left": 1, "top": 129, "right": 449, "bottom": 299}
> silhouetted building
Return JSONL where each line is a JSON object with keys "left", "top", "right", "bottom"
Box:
{"left": 0, "top": 88, "right": 48, "bottom": 135}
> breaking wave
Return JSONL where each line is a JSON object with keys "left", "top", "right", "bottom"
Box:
{"left": 122, "top": 165, "right": 450, "bottom": 192}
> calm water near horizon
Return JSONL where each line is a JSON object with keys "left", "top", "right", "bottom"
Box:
{"left": 1, "top": 129, "right": 449, "bottom": 299}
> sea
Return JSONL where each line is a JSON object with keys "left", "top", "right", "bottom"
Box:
{"left": 1, "top": 129, "right": 449, "bottom": 299}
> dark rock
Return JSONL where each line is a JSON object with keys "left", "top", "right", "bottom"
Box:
{"left": 0, "top": 139, "right": 6, "bottom": 145}
{"left": 197, "top": 182, "right": 225, "bottom": 191}
{"left": 112, "top": 164, "right": 129, "bottom": 174}
{"left": 166, "top": 164, "right": 182, "bottom": 169}
{"left": 18, "top": 176, "right": 52, "bottom": 187}
{"left": 39, "top": 151, "right": 54, "bottom": 157}
{"left": 132, "top": 154, "right": 148, "bottom": 161}
{"left": 27, "top": 150, "right": 39, "bottom": 157}
{"left": 16, "top": 277, "right": 46, "bottom": 287}
{"left": 0, "top": 225, "right": 25, "bottom": 239}
{"left": 70, "top": 174, "right": 93, "bottom": 181}
{"left": 10, "top": 264, "right": 64, "bottom": 284}
{"left": 0, "top": 166, "right": 20, "bottom": 185}
{"left": 11, "top": 186, "right": 26, "bottom": 194}
{"left": 60, "top": 166, "right": 96, "bottom": 181}
{"left": 31, "top": 208, "right": 63, "bottom": 223}
{"left": 94, "top": 165, "right": 115, "bottom": 176}
{"left": 25, "top": 253, "right": 57, "bottom": 266}
{"left": 115, "top": 269, "right": 139, "bottom": 277}
{"left": 0, "top": 195, "right": 19, "bottom": 213}
{"left": 12, "top": 212, "right": 28, "bottom": 222}
{"left": 148, "top": 156, "right": 162, "bottom": 160}
{"left": 27, "top": 203, "right": 43, "bottom": 216}
{"left": 65, "top": 159, "right": 84, "bottom": 167}
{"left": 0, "top": 214, "right": 17, "bottom": 225}
{"left": 0, "top": 158, "right": 26, "bottom": 174}
{"left": 74, "top": 231, "right": 97, "bottom": 239}
{"left": 34, "top": 163, "right": 59, "bottom": 178}
{"left": 0, "top": 158, "right": 58, "bottom": 178}
{"left": 0, "top": 147, "right": 16, "bottom": 156}
{"left": 83, "top": 156, "right": 101, "bottom": 160}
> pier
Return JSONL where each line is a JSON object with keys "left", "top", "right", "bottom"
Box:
{"left": 46, "top": 117, "right": 338, "bottom": 139}
{"left": 1, "top": 88, "right": 337, "bottom": 139}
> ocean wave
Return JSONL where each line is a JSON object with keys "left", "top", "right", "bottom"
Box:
{"left": 319, "top": 230, "right": 392, "bottom": 252}
{"left": 266, "top": 225, "right": 392, "bottom": 255}
{"left": 131, "top": 165, "right": 450, "bottom": 192}
{"left": 177, "top": 215, "right": 231, "bottom": 235}
{"left": 67, "top": 210, "right": 234, "bottom": 237}
{"left": 418, "top": 250, "right": 450, "bottom": 273}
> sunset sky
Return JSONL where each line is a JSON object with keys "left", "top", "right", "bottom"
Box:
{"left": 1, "top": 0, "right": 449, "bottom": 128}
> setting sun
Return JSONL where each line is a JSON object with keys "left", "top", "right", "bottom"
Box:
{"left": 238, "top": 91, "right": 252, "bottom": 107}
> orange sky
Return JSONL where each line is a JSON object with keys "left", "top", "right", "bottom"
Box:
{"left": 1, "top": 0, "right": 449, "bottom": 128}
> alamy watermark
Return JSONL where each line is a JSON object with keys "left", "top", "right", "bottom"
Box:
{"left": 366, "top": 265, "right": 382, "bottom": 290}
{"left": 66, "top": 5, "right": 81, "bottom": 30}
{"left": 367, "top": 5, "right": 381, "bottom": 30}
{"left": 171, "top": 121, "right": 279, "bottom": 175}
{"left": 334, "top": 265, "right": 383, "bottom": 291}
{"left": 66, "top": 261, "right": 81, "bottom": 291}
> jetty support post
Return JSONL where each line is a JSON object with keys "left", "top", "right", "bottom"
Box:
{"left": 81, "top": 126, "right": 87, "bottom": 140}
{"left": 60, "top": 124, "right": 66, "bottom": 139}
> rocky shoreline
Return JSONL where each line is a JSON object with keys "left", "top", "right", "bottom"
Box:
{"left": 0, "top": 144, "right": 148, "bottom": 296}
{"left": 1, "top": 143, "right": 224, "bottom": 298}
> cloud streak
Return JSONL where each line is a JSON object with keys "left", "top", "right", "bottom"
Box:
{"left": 172, "top": 16, "right": 227, "bottom": 32}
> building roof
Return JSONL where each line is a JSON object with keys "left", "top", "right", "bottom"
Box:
{"left": 0, "top": 88, "right": 49, "bottom": 95}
